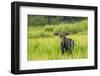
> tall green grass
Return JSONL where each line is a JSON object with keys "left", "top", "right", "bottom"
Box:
{"left": 28, "top": 34, "right": 88, "bottom": 61}
{"left": 28, "top": 20, "right": 88, "bottom": 61}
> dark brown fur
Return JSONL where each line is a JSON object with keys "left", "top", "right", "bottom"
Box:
{"left": 54, "top": 32, "right": 74, "bottom": 55}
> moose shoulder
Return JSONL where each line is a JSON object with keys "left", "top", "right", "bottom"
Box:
{"left": 54, "top": 32, "right": 74, "bottom": 55}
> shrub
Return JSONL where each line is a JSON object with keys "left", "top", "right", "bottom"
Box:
{"left": 54, "top": 20, "right": 88, "bottom": 34}
{"left": 44, "top": 25, "right": 54, "bottom": 32}
{"left": 28, "top": 20, "right": 88, "bottom": 38}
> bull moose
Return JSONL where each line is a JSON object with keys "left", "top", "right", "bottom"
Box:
{"left": 54, "top": 32, "right": 74, "bottom": 55}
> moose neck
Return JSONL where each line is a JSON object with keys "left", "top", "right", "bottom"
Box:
{"left": 63, "top": 36, "right": 67, "bottom": 39}
{"left": 61, "top": 36, "right": 67, "bottom": 42}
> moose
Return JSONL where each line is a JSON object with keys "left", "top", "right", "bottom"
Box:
{"left": 54, "top": 32, "right": 74, "bottom": 55}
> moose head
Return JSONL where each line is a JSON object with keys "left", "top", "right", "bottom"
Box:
{"left": 54, "top": 32, "right": 69, "bottom": 39}
{"left": 54, "top": 32, "right": 74, "bottom": 55}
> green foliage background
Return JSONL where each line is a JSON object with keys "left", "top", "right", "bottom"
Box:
{"left": 28, "top": 15, "right": 88, "bottom": 61}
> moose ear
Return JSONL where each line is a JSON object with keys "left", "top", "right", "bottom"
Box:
{"left": 65, "top": 32, "right": 69, "bottom": 35}
{"left": 54, "top": 32, "right": 58, "bottom": 35}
